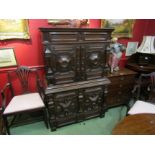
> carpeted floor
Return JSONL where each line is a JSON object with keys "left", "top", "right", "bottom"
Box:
{"left": 10, "top": 106, "right": 127, "bottom": 135}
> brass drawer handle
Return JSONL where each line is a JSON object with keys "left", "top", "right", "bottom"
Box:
{"left": 118, "top": 91, "right": 122, "bottom": 95}
{"left": 117, "top": 99, "right": 121, "bottom": 102}
{"left": 120, "top": 76, "right": 125, "bottom": 80}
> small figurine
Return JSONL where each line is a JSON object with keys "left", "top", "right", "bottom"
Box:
{"left": 108, "top": 37, "right": 125, "bottom": 73}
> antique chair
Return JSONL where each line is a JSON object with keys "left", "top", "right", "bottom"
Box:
{"left": 128, "top": 72, "right": 155, "bottom": 115}
{"left": 1, "top": 66, "right": 48, "bottom": 134}
{"left": 0, "top": 107, "right": 5, "bottom": 135}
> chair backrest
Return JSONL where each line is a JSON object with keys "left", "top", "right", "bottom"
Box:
{"left": 147, "top": 72, "right": 155, "bottom": 102}
{"left": 138, "top": 72, "right": 155, "bottom": 102}
{"left": 7, "top": 66, "right": 40, "bottom": 95}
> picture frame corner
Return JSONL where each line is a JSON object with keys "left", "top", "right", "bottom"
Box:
{"left": 0, "top": 47, "right": 17, "bottom": 68}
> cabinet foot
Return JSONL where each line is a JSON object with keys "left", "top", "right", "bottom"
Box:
{"left": 51, "top": 128, "right": 57, "bottom": 132}
{"left": 100, "top": 113, "right": 105, "bottom": 118}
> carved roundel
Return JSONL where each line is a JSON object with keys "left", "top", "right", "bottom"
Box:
{"left": 58, "top": 55, "right": 71, "bottom": 68}
{"left": 89, "top": 52, "right": 99, "bottom": 66}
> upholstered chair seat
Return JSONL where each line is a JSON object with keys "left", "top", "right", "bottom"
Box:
{"left": 128, "top": 100, "right": 155, "bottom": 115}
{"left": 3, "top": 93, "right": 45, "bottom": 115}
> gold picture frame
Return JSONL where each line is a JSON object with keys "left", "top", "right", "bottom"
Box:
{"left": 0, "top": 19, "right": 30, "bottom": 40}
{"left": 0, "top": 48, "right": 17, "bottom": 68}
{"left": 101, "top": 19, "right": 135, "bottom": 38}
{"left": 48, "top": 19, "right": 70, "bottom": 25}
{"left": 48, "top": 19, "right": 89, "bottom": 27}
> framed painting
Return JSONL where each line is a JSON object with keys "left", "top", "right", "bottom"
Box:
{"left": 101, "top": 19, "right": 135, "bottom": 38}
{"left": 0, "top": 19, "right": 30, "bottom": 40}
{"left": 0, "top": 48, "right": 17, "bottom": 68}
{"left": 126, "top": 42, "right": 139, "bottom": 56}
{"left": 48, "top": 19, "right": 70, "bottom": 25}
{"left": 48, "top": 19, "right": 89, "bottom": 27}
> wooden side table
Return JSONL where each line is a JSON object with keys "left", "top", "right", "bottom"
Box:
{"left": 112, "top": 114, "right": 155, "bottom": 135}
{"left": 126, "top": 53, "right": 155, "bottom": 73}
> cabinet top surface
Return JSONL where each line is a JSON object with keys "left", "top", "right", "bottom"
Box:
{"left": 39, "top": 27, "right": 114, "bottom": 32}
{"left": 45, "top": 77, "right": 110, "bottom": 94}
{"left": 106, "top": 68, "right": 137, "bottom": 77}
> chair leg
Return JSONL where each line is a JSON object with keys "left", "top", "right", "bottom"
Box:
{"left": 43, "top": 108, "right": 49, "bottom": 129}
{"left": 3, "top": 115, "right": 10, "bottom": 135}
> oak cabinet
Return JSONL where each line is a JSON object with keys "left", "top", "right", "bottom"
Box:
{"left": 40, "top": 28, "right": 113, "bottom": 130}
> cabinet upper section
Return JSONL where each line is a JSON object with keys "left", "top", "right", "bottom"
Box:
{"left": 39, "top": 28, "right": 114, "bottom": 85}
{"left": 39, "top": 28, "right": 114, "bottom": 44}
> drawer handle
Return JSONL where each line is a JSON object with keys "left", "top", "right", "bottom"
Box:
{"left": 117, "top": 99, "right": 121, "bottom": 102}
{"left": 119, "top": 84, "right": 122, "bottom": 88}
{"left": 120, "top": 77, "right": 125, "bottom": 80}
{"left": 118, "top": 91, "right": 122, "bottom": 95}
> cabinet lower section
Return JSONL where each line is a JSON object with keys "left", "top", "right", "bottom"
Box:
{"left": 45, "top": 78, "right": 110, "bottom": 131}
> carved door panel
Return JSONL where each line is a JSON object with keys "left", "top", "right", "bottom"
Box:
{"left": 53, "top": 91, "right": 79, "bottom": 126}
{"left": 82, "top": 86, "right": 104, "bottom": 119}
{"left": 45, "top": 44, "right": 80, "bottom": 85}
{"left": 81, "top": 44, "right": 107, "bottom": 80}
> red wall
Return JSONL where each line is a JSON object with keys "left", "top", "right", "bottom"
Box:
{"left": 0, "top": 19, "right": 155, "bottom": 107}
{"left": 89, "top": 19, "right": 101, "bottom": 28}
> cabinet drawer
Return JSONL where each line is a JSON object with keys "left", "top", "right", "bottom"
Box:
{"left": 106, "top": 95, "right": 130, "bottom": 107}
{"left": 83, "top": 32, "right": 110, "bottom": 41}
{"left": 106, "top": 84, "right": 133, "bottom": 107}
{"left": 108, "top": 84, "right": 134, "bottom": 92}
{"left": 109, "top": 75, "right": 135, "bottom": 84}
{"left": 49, "top": 32, "right": 78, "bottom": 42}
{"left": 108, "top": 75, "right": 135, "bottom": 90}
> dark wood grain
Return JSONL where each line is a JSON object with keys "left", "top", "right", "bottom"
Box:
{"left": 40, "top": 28, "right": 114, "bottom": 85}
{"left": 106, "top": 68, "right": 138, "bottom": 108}
{"left": 40, "top": 28, "right": 114, "bottom": 131}
{"left": 126, "top": 53, "right": 155, "bottom": 73}
{"left": 112, "top": 114, "right": 155, "bottom": 135}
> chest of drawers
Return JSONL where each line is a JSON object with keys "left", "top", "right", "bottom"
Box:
{"left": 106, "top": 68, "right": 137, "bottom": 108}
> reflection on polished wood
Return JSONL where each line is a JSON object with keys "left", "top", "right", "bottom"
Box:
{"left": 112, "top": 114, "right": 155, "bottom": 135}
{"left": 127, "top": 63, "right": 155, "bottom": 73}
{"left": 126, "top": 53, "right": 155, "bottom": 73}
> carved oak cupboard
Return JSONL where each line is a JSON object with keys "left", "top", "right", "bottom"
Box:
{"left": 40, "top": 28, "right": 114, "bottom": 130}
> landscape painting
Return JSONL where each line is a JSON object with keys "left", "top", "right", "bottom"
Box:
{"left": 102, "top": 19, "right": 135, "bottom": 38}
{"left": 0, "top": 19, "right": 30, "bottom": 40}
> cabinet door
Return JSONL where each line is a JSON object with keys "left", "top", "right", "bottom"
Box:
{"left": 45, "top": 44, "right": 80, "bottom": 85}
{"left": 82, "top": 86, "right": 105, "bottom": 119}
{"left": 81, "top": 44, "right": 107, "bottom": 80}
{"left": 51, "top": 91, "right": 79, "bottom": 128}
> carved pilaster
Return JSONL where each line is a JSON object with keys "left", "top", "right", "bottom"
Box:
{"left": 100, "top": 85, "right": 108, "bottom": 117}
